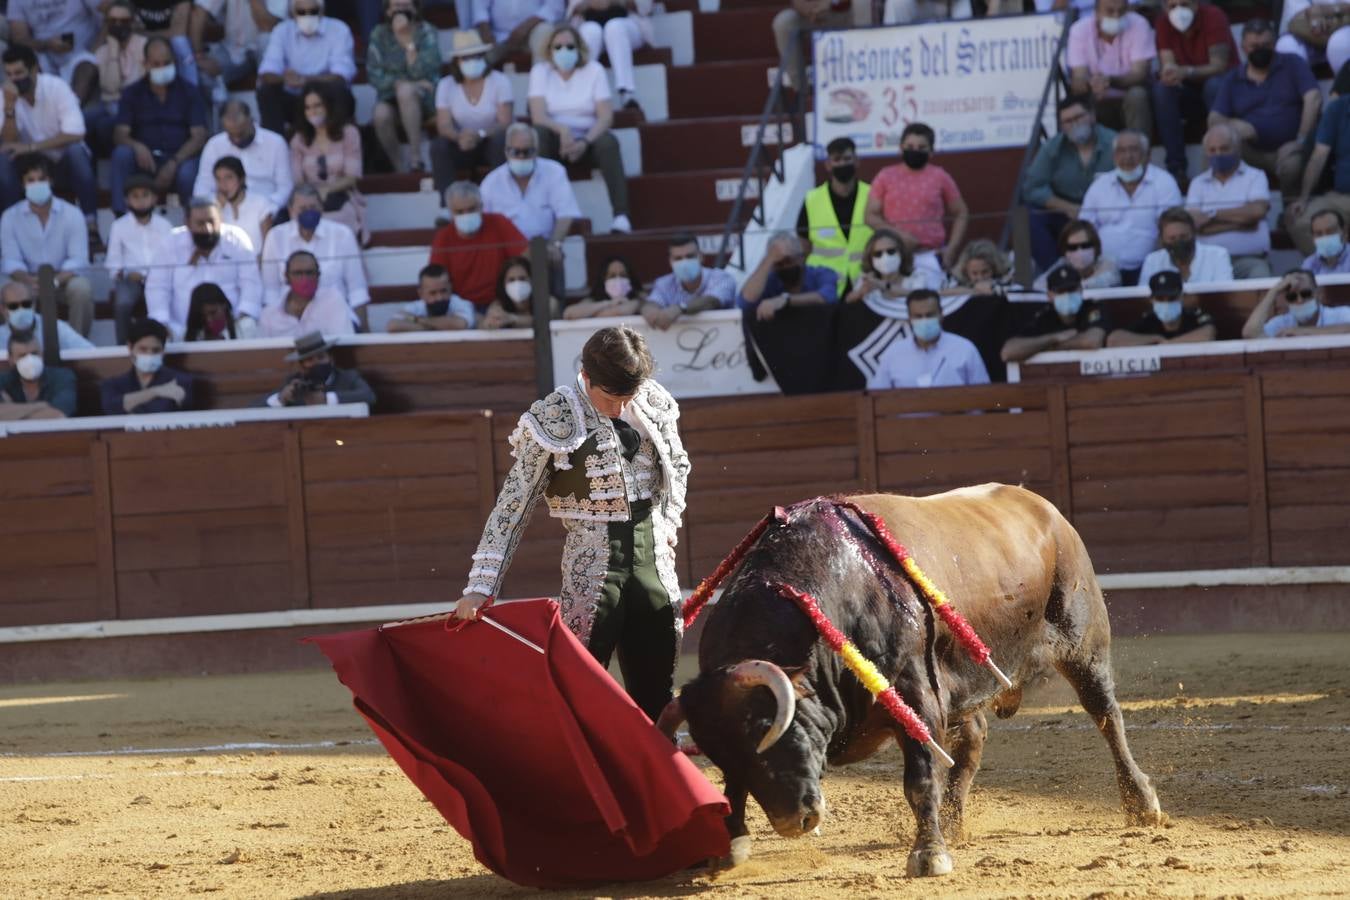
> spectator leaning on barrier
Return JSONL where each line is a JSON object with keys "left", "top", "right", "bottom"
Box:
{"left": 190, "top": 0, "right": 276, "bottom": 103}
{"left": 797, "top": 136, "right": 871, "bottom": 295}
{"left": 431, "top": 31, "right": 513, "bottom": 199}
{"left": 111, "top": 36, "right": 207, "bottom": 216}
{"left": 642, "top": 232, "right": 736, "bottom": 330}
{"left": 1184, "top": 123, "right": 1272, "bottom": 279}
{"left": 430, "top": 180, "right": 528, "bottom": 311}
{"left": 368, "top": 0, "right": 442, "bottom": 175}
{"left": 261, "top": 184, "right": 369, "bottom": 324}
{"left": 1139, "top": 206, "right": 1233, "bottom": 287}
{"left": 844, "top": 228, "right": 923, "bottom": 305}
{"left": 738, "top": 230, "right": 838, "bottom": 322}
{"left": 184, "top": 282, "right": 239, "bottom": 341}
{"left": 0, "top": 45, "right": 101, "bottom": 252}
{"left": 194, "top": 100, "right": 294, "bottom": 218}
{"left": 1153, "top": 0, "right": 1237, "bottom": 186}
{"left": 1067, "top": 0, "right": 1156, "bottom": 136}
{"left": 262, "top": 330, "right": 375, "bottom": 408}
{"left": 107, "top": 173, "right": 173, "bottom": 344}
{"left": 1107, "top": 269, "right": 1217, "bottom": 346}
{"left": 85, "top": 0, "right": 148, "bottom": 157}
{"left": 1208, "top": 19, "right": 1320, "bottom": 202}
{"left": 256, "top": 0, "right": 356, "bottom": 134}
{"left": 482, "top": 254, "right": 559, "bottom": 327}
{"left": 1033, "top": 218, "right": 1122, "bottom": 290}
{"left": 260, "top": 249, "right": 357, "bottom": 338}
{"left": 1002, "top": 264, "right": 1110, "bottom": 363}
{"left": 0, "top": 153, "right": 94, "bottom": 337}
{"left": 528, "top": 23, "right": 631, "bottom": 233}
{"left": 568, "top": 0, "right": 652, "bottom": 112}
{"left": 1288, "top": 88, "right": 1350, "bottom": 256}
{"left": 290, "top": 80, "right": 368, "bottom": 245}
{"left": 0, "top": 281, "right": 93, "bottom": 350}
{"left": 947, "top": 240, "right": 1013, "bottom": 296}
{"left": 867, "top": 288, "right": 989, "bottom": 389}
{"left": 1302, "top": 208, "right": 1350, "bottom": 274}
{"left": 6, "top": 0, "right": 100, "bottom": 105}
{"left": 0, "top": 330, "right": 75, "bottom": 418}
{"left": 1277, "top": 0, "right": 1350, "bottom": 75}
{"left": 213, "top": 155, "right": 272, "bottom": 256}
{"left": 146, "top": 196, "right": 263, "bottom": 340}
{"left": 564, "top": 254, "right": 643, "bottom": 320}
{"left": 1022, "top": 95, "right": 1117, "bottom": 273}
{"left": 1079, "top": 129, "right": 1183, "bottom": 285}
{"left": 1242, "top": 269, "right": 1350, "bottom": 338}
{"left": 864, "top": 122, "right": 968, "bottom": 282}
{"left": 475, "top": 0, "right": 562, "bottom": 65}
{"left": 100, "top": 317, "right": 197, "bottom": 415}
{"left": 389, "top": 262, "right": 476, "bottom": 332}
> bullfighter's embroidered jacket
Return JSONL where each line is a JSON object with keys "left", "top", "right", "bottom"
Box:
{"left": 464, "top": 375, "right": 691, "bottom": 645}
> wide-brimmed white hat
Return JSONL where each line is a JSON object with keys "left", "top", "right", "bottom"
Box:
{"left": 447, "top": 29, "right": 493, "bottom": 58}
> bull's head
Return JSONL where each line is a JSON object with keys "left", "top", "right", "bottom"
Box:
{"left": 659, "top": 659, "right": 828, "bottom": 838}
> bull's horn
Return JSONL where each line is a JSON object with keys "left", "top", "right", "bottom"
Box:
{"left": 654, "top": 697, "right": 686, "bottom": 740}
{"left": 728, "top": 660, "right": 796, "bottom": 753}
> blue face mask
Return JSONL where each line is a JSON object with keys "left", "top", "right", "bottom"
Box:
{"left": 8, "top": 306, "right": 36, "bottom": 332}
{"left": 1152, "top": 299, "right": 1183, "bottom": 323}
{"left": 1116, "top": 165, "right": 1144, "bottom": 184}
{"left": 1209, "top": 153, "right": 1240, "bottom": 176}
{"left": 672, "top": 257, "right": 701, "bottom": 283}
{"left": 297, "top": 208, "right": 322, "bottom": 232}
{"left": 507, "top": 157, "right": 535, "bottom": 178}
{"left": 454, "top": 211, "right": 482, "bottom": 235}
{"left": 1053, "top": 291, "right": 1083, "bottom": 318}
{"left": 1291, "top": 298, "right": 1320, "bottom": 323}
{"left": 553, "top": 47, "right": 579, "bottom": 72}
{"left": 1315, "top": 233, "right": 1344, "bottom": 259}
{"left": 911, "top": 316, "right": 942, "bottom": 343}
{"left": 24, "top": 180, "right": 51, "bottom": 206}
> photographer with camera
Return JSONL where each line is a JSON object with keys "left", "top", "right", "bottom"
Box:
{"left": 260, "top": 331, "right": 375, "bottom": 408}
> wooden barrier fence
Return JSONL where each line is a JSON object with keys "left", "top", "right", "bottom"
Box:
{"left": 4, "top": 369, "right": 1347, "bottom": 630}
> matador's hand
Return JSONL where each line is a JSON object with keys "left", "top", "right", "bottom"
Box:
{"left": 455, "top": 592, "right": 491, "bottom": 620}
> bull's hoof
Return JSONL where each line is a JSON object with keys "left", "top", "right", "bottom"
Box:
{"left": 1128, "top": 805, "right": 1168, "bottom": 827}
{"left": 906, "top": 848, "right": 954, "bottom": 877}
{"left": 724, "top": 835, "right": 752, "bottom": 867}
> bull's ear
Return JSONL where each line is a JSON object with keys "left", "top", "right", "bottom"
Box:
{"left": 784, "top": 666, "right": 815, "bottom": 700}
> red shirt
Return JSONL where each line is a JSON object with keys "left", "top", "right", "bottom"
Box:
{"left": 869, "top": 162, "right": 962, "bottom": 251}
{"left": 1155, "top": 3, "right": 1237, "bottom": 70}
{"left": 428, "top": 213, "right": 527, "bottom": 309}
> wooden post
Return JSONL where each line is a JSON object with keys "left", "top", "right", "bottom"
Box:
{"left": 37, "top": 265, "right": 59, "bottom": 365}
{"left": 529, "top": 236, "right": 555, "bottom": 400}
{"left": 1245, "top": 375, "right": 1271, "bottom": 567}
{"left": 1046, "top": 383, "right": 1073, "bottom": 520}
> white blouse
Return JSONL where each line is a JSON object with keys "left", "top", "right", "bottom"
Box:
{"left": 527, "top": 60, "right": 610, "bottom": 139}
{"left": 434, "top": 70, "right": 513, "bottom": 134}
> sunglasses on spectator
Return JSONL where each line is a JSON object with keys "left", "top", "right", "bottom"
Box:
{"left": 552, "top": 43, "right": 577, "bottom": 51}
{"left": 871, "top": 248, "right": 899, "bottom": 258}
{"left": 1065, "top": 240, "right": 1094, "bottom": 251}
{"left": 4, "top": 300, "right": 34, "bottom": 310}
{"left": 506, "top": 146, "right": 536, "bottom": 158}
{"left": 1286, "top": 289, "right": 1315, "bottom": 300}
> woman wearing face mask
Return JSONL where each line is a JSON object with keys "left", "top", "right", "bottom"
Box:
{"left": 528, "top": 24, "right": 633, "bottom": 233}
{"left": 99, "top": 318, "right": 197, "bottom": 415}
{"left": 564, "top": 255, "right": 644, "bottom": 319}
{"left": 845, "top": 229, "right": 926, "bottom": 304}
{"left": 431, "top": 31, "right": 513, "bottom": 198}
{"left": 184, "top": 283, "right": 239, "bottom": 341}
{"left": 290, "top": 82, "right": 368, "bottom": 244}
{"left": 485, "top": 256, "right": 560, "bottom": 328}
{"left": 213, "top": 156, "right": 272, "bottom": 258}
{"left": 945, "top": 240, "right": 1013, "bottom": 296}
{"left": 368, "top": 0, "right": 442, "bottom": 174}
{"left": 1034, "top": 219, "right": 1122, "bottom": 290}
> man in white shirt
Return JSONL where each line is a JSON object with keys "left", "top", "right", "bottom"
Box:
{"left": 867, "top": 289, "right": 990, "bottom": 390}
{"left": 1242, "top": 269, "right": 1350, "bottom": 338}
{"left": 1139, "top": 206, "right": 1234, "bottom": 286}
{"left": 256, "top": 0, "right": 356, "bottom": 133}
{"left": 107, "top": 174, "right": 173, "bottom": 344}
{"left": 480, "top": 123, "right": 581, "bottom": 242}
{"left": 474, "top": 0, "right": 563, "bottom": 63}
{"left": 1079, "top": 129, "right": 1183, "bottom": 284}
{"left": 192, "top": 100, "right": 294, "bottom": 216}
{"left": 0, "top": 46, "right": 100, "bottom": 248}
{"left": 6, "top": 0, "right": 100, "bottom": 101}
{"left": 259, "top": 250, "right": 356, "bottom": 338}
{"left": 1184, "top": 124, "right": 1272, "bottom": 279}
{"left": 388, "top": 263, "right": 476, "bottom": 332}
{"left": 260, "top": 184, "right": 370, "bottom": 324}
{"left": 0, "top": 280, "right": 92, "bottom": 350}
{"left": 145, "top": 197, "right": 263, "bottom": 339}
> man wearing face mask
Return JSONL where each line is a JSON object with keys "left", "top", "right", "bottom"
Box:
{"left": 1183, "top": 124, "right": 1271, "bottom": 278}
{"left": 107, "top": 174, "right": 173, "bottom": 344}
{"left": 1153, "top": 0, "right": 1238, "bottom": 186}
{"left": 1066, "top": 0, "right": 1157, "bottom": 135}
{"left": 0, "top": 331, "right": 75, "bottom": 419}
{"left": 5, "top": 0, "right": 100, "bottom": 106}
{"left": 1288, "top": 85, "right": 1350, "bottom": 256}
{"left": 259, "top": 250, "right": 357, "bottom": 338}
{"left": 738, "top": 230, "right": 838, "bottom": 323}
{"left": 99, "top": 317, "right": 196, "bottom": 415}
{"left": 110, "top": 37, "right": 208, "bottom": 216}
{"left": 1139, "top": 206, "right": 1233, "bottom": 286}
{"left": 260, "top": 185, "right": 369, "bottom": 324}
{"left": 1001, "top": 265, "right": 1109, "bottom": 363}
{"left": 256, "top": 0, "right": 356, "bottom": 133}
{"left": 86, "top": 0, "right": 149, "bottom": 157}
{"left": 389, "top": 263, "right": 476, "bottom": 331}
{"left": 864, "top": 122, "right": 969, "bottom": 278}
{"left": 261, "top": 330, "right": 375, "bottom": 408}
{"left": 642, "top": 233, "right": 736, "bottom": 330}
{"left": 796, "top": 137, "right": 871, "bottom": 294}
{"left": 1023, "top": 95, "right": 1117, "bottom": 272}
{"left": 1209, "top": 19, "right": 1319, "bottom": 203}
{"left": 1080, "top": 130, "right": 1183, "bottom": 285}
{"left": 1301, "top": 209, "right": 1350, "bottom": 274}
{"left": 429, "top": 180, "right": 526, "bottom": 311}
{"left": 0, "top": 281, "right": 92, "bottom": 350}
{"left": 868, "top": 289, "right": 988, "bottom": 389}
{"left": 145, "top": 197, "right": 263, "bottom": 340}
{"left": 193, "top": 101, "right": 294, "bottom": 217}
{"left": 1107, "top": 270, "right": 1216, "bottom": 346}
{"left": 1242, "top": 269, "right": 1350, "bottom": 339}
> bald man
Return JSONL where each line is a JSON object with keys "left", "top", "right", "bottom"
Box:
{"left": 1184, "top": 123, "right": 1273, "bottom": 279}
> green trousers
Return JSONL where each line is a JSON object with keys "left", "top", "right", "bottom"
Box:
{"left": 586, "top": 501, "right": 678, "bottom": 722}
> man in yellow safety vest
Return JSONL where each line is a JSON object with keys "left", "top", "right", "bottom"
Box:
{"left": 797, "top": 137, "right": 872, "bottom": 294}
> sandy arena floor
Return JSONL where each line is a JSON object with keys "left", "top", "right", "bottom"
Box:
{"left": 2, "top": 632, "right": 1348, "bottom": 899}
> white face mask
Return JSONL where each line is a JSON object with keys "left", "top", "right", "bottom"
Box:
{"left": 1066, "top": 247, "right": 1097, "bottom": 270}
{"left": 149, "top": 63, "right": 176, "bottom": 86}
{"left": 505, "top": 279, "right": 532, "bottom": 303}
{"left": 1167, "top": 5, "right": 1195, "bottom": 32}
{"left": 296, "top": 14, "right": 321, "bottom": 35}
{"left": 1097, "top": 15, "right": 1123, "bottom": 36}
{"left": 604, "top": 276, "right": 631, "bottom": 300}
{"left": 15, "top": 352, "right": 43, "bottom": 381}
{"left": 134, "top": 352, "right": 164, "bottom": 374}
{"left": 459, "top": 57, "right": 487, "bottom": 79}
{"left": 872, "top": 249, "right": 902, "bottom": 276}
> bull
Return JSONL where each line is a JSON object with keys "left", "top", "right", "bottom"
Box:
{"left": 659, "top": 485, "right": 1164, "bottom": 876}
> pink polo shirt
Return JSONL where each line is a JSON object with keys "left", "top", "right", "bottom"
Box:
{"left": 1067, "top": 11, "right": 1156, "bottom": 95}
{"left": 869, "top": 162, "right": 962, "bottom": 251}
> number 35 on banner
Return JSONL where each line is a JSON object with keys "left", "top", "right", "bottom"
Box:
{"left": 880, "top": 84, "right": 917, "bottom": 129}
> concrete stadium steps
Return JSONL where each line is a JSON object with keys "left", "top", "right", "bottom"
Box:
{"left": 639, "top": 116, "right": 794, "bottom": 172}
{"left": 625, "top": 167, "right": 765, "bottom": 229}
{"left": 666, "top": 60, "right": 779, "bottom": 119}
{"left": 689, "top": 6, "right": 780, "bottom": 61}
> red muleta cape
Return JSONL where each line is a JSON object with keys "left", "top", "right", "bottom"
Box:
{"left": 307, "top": 598, "right": 730, "bottom": 888}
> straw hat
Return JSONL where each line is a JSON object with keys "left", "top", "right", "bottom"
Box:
{"left": 447, "top": 29, "right": 493, "bottom": 58}
{"left": 285, "top": 331, "right": 339, "bottom": 361}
